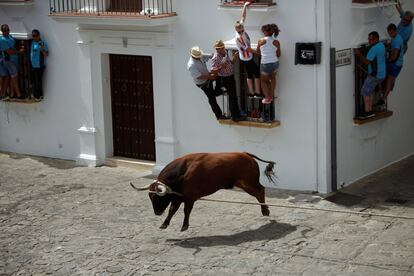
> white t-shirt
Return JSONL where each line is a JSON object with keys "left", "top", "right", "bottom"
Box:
{"left": 235, "top": 32, "right": 253, "bottom": 61}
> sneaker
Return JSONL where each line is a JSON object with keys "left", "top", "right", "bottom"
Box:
{"left": 254, "top": 93, "right": 263, "bottom": 98}
{"left": 216, "top": 115, "right": 227, "bottom": 120}
{"left": 248, "top": 93, "right": 255, "bottom": 99}
{"left": 261, "top": 97, "right": 273, "bottom": 104}
{"left": 358, "top": 111, "right": 375, "bottom": 119}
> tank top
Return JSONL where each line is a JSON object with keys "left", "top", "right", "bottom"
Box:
{"left": 236, "top": 32, "right": 253, "bottom": 61}
{"left": 260, "top": 36, "right": 278, "bottom": 64}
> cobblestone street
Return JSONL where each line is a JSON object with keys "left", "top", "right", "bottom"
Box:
{"left": 1, "top": 152, "right": 413, "bottom": 276}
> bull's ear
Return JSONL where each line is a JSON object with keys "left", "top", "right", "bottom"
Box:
{"left": 130, "top": 182, "right": 151, "bottom": 191}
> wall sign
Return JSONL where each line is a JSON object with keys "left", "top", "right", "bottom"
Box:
{"left": 295, "top": 42, "right": 322, "bottom": 65}
{"left": 336, "top": 49, "right": 352, "bottom": 67}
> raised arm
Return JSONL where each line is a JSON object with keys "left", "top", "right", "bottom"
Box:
{"left": 396, "top": 0, "right": 403, "bottom": 15}
{"left": 240, "top": 1, "right": 251, "bottom": 24}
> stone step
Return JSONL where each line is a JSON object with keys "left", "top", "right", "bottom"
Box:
{"left": 105, "top": 157, "right": 154, "bottom": 171}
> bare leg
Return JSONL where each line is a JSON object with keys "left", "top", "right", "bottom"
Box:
{"left": 247, "top": 78, "right": 254, "bottom": 95}
{"left": 181, "top": 201, "right": 195, "bottom": 232}
{"left": 383, "top": 76, "right": 395, "bottom": 101}
{"left": 3, "top": 77, "right": 10, "bottom": 96}
{"left": 364, "top": 95, "right": 374, "bottom": 112}
{"left": 254, "top": 78, "right": 261, "bottom": 94}
{"left": 10, "top": 76, "right": 21, "bottom": 97}
{"left": 260, "top": 75, "right": 270, "bottom": 99}
{"left": 270, "top": 73, "right": 277, "bottom": 99}
{"left": 160, "top": 200, "right": 182, "bottom": 229}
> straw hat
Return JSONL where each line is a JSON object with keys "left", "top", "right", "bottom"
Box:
{"left": 190, "top": 46, "right": 202, "bottom": 58}
{"left": 214, "top": 40, "right": 225, "bottom": 49}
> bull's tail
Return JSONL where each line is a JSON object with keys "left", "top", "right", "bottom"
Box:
{"left": 245, "top": 152, "right": 277, "bottom": 184}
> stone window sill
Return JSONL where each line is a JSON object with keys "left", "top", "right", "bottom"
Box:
{"left": 219, "top": 119, "right": 280, "bottom": 129}
{"left": 353, "top": 110, "right": 393, "bottom": 125}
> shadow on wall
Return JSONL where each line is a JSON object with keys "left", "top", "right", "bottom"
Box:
{"left": 165, "top": 220, "right": 297, "bottom": 253}
{"left": 5, "top": 152, "right": 78, "bottom": 170}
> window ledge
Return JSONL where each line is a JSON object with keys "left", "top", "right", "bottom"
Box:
{"left": 219, "top": 2, "right": 276, "bottom": 12}
{"left": 0, "top": 0, "right": 33, "bottom": 6}
{"left": 49, "top": 12, "right": 177, "bottom": 27}
{"left": 219, "top": 119, "right": 280, "bottom": 129}
{"left": 1, "top": 98, "right": 42, "bottom": 104}
{"left": 353, "top": 110, "right": 393, "bottom": 125}
{"left": 352, "top": 2, "right": 396, "bottom": 9}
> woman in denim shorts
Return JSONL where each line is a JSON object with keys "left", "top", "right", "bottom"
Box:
{"left": 257, "top": 24, "right": 281, "bottom": 104}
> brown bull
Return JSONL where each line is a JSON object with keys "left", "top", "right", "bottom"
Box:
{"left": 130, "top": 152, "right": 276, "bottom": 231}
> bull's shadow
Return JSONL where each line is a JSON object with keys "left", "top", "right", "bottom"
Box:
{"left": 166, "top": 220, "right": 296, "bottom": 250}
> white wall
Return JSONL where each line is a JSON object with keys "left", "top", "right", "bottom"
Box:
{"left": 171, "top": 0, "right": 329, "bottom": 191}
{"left": 330, "top": 0, "right": 414, "bottom": 186}
{"left": 0, "top": 0, "right": 331, "bottom": 192}
{"left": 0, "top": 2, "right": 83, "bottom": 160}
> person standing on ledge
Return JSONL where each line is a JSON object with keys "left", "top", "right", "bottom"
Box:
{"left": 187, "top": 46, "right": 225, "bottom": 120}
{"left": 354, "top": 31, "right": 386, "bottom": 119}
{"left": 30, "top": 29, "right": 49, "bottom": 101}
{"left": 234, "top": 1, "right": 261, "bottom": 98}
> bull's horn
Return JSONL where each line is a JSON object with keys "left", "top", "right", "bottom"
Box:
{"left": 155, "top": 184, "right": 168, "bottom": 196}
{"left": 130, "top": 182, "right": 151, "bottom": 191}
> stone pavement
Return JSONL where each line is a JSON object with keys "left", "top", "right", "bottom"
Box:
{"left": 0, "top": 152, "right": 413, "bottom": 276}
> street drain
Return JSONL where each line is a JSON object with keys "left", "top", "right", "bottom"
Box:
{"left": 384, "top": 198, "right": 409, "bottom": 204}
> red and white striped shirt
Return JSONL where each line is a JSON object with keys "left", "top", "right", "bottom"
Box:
{"left": 211, "top": 51, "right": 234, "bottom": 77}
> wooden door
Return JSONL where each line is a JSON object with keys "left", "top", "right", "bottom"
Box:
{"left": 110, "top": 54, "right": 155, "bottom": 161}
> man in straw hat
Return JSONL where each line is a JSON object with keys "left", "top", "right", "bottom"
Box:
{"left": 211, "top": 40, "right": 243, "bottom": 121}
{"left": 187, "top": 46, "right": 225, "bottom": 120}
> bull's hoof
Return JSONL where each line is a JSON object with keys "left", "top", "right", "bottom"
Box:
{"left": 160, "top": 224, "right": 168, "bottom": 229}
{"left": 262, "top": 207, "right": 270, "bottom": 216}
{"left": 180, "top": 225, "right": 189, "bottom": 232}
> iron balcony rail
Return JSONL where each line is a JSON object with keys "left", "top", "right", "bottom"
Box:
{"left": 220, "top": 0, "right": 275, "bottom": 7}
{"left": 49, "top": 0, "right": 175, "bottom": 17}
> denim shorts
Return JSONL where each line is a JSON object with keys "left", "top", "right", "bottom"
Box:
{"left": 387, "top": 63, "right": 402, "bottom": 78}
{"left": 361, "top": 75, "right": 384, "bottom": 96}
{"left": 0, "top": 61, "right": 18, "bottom": 77}
{"left": 260, "top": 61, "right": 279, "bottom": 75}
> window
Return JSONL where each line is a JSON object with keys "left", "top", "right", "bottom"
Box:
{"left": 218, "top": 49, "right": 280, "bottom": 128}
{"left": 1, "top": 38, "right": 37, "bottom": 103}
{"left": 220, "top": 0, "right": 276, "bottom": 7}
{"left": 353, "top": 43, "right": 393, "bottom": 124}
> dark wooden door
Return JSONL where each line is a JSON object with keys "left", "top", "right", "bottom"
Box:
{"left": 109, "top": 0, "right": 142, "bottom": 12}
{"left": 110, "top": 54, "right": 155, "bottom": 161}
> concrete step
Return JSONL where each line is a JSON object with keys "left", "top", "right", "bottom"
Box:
{"left": 105, "top": 157, "right": 155, "bottom": 171}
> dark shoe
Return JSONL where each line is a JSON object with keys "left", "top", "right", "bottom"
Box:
{"left": 254, "top": 93, "right": 263, "bottom": 98}
{"left": 231, "top": 116, "right": 246, "bottom": 122}
{"left": 358, "top": 111, "right": 375, "bottom": 119}
{"left": 248, "top": 93, "right": 255, "bottom": 99}
{"left": 376, "top": 99, "right": 386, "bottom": 106}
{"left": 216, "top": 115, "right": 227, "bottom": 120}
{"left": 18, "top": 95, "right": 29, "bottom": 100}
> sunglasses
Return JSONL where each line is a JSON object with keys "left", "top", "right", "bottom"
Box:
{"left": 32, "top": 34, "right": 39, "bottom": 37}
{"left": 237, "top": 30, "right": 244, "bottom": 34}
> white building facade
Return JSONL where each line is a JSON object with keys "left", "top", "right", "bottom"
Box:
{"left": 0, "top": 0, "right": 413, "bottom": 193}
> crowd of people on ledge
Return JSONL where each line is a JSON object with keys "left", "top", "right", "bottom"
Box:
{"left": 187, "top": 2, "right": 281, "bottom": 121}
{"left": 354, "top": 2, "right": 413, "bottom": 119}
{"left": 0, "top": 24, "right": 49, "bottom": 102}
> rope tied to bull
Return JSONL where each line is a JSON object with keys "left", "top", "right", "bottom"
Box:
{"left": 130, "top": 181, "right": 414, "bottom": 221}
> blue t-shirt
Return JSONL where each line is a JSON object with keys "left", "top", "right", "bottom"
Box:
{"left": 30, "top": 40, "right": 49, "bottom": 68}
{"left": 0, "top": 35, "right": 18, "bottom": 64}
{"left": 391, "top": 34, "right": 404, "bottom": 67}
{"left": 366, "top": 42, "right": 386, "bottom": 79}
{"left": 398, "top": 10, "right": 413, "bottom": 46}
